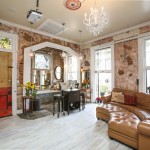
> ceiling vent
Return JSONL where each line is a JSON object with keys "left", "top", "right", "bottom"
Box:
{"left": 37, "top": 19, "right": 68, "bottom": 35}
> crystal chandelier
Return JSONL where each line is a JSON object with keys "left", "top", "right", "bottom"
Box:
{"left": 64, "top": 0, "right": 85, "bottom": 10}
{"left": 84, "top": 0, "right": 108, "bottom": 36}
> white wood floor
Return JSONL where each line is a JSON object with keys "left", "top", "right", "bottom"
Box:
{"left": 0, "top": 104, "right": 132, "bottom": 150}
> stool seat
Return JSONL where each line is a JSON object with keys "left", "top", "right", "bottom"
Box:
{"left": 54, "top": 94, "right": 64, "bottom": 100}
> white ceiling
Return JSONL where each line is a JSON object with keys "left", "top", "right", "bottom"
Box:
{"left": 0, "top": 0, "right": 150, "bottom": 43}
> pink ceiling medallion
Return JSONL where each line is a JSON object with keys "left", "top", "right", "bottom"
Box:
{"left": 64, "top": 0, "right": 84, "bottom": 10}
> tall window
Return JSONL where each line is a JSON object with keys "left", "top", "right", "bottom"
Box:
{"left": 145, "top": 39, "right": 150, "bottom": 93}
{"left": 68, "top": 56, "right": 77, "bottom": 80}
{"left": 95, "top": 47, "right": 112, "bottom": 97}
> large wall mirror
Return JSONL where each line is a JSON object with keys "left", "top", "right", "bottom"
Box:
{"left": 54, "top": 66, "right": 62, "bottom": 80}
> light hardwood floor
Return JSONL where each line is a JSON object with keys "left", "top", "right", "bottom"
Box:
{"left": 0, "top": 104, "right": 132, "bottom": 150}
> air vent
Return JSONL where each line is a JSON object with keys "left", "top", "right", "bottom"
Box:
{"left": 37, "top": 19, "right": 67, "bottom": 35}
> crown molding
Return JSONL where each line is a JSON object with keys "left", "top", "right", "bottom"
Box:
{"left": 83, "top": 20, "right": 150, "bottom": 45}
{"left": 0, "top": 19, "right": 80, "bottom": 45}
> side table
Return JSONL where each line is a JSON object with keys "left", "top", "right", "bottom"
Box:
{"left": 22, "top": 96, "right": 33, "bottom": 115}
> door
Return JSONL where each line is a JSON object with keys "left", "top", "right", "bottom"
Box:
{"left": 0, "top": 51, "right": 12, "bottom": 117}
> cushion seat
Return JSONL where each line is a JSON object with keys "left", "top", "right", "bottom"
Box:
{"left": 96, "top": 104, "right": 128, "bottom": 122}
{"left": 109, "top": 112, "right": 140, "bottom": 139}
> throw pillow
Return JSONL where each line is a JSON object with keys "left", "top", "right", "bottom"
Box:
{"left": 124, "top": 95, "right": 137, "bottom": 106}
{"left": 111, "top": 92, "right": 123, "bottom": 102}
{"left": 116, "top": 93, "right": 124, "bottom": 103}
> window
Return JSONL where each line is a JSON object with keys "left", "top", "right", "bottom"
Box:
{"left": 35, "top": 53, "right": 50, "bottom": 69}
{"left": 145, "top": 39, "right": 150, "bottom": 93}
{"left": 0, "top": 37, "right": 11, "bottom": 49}
{"left": 95, "top": 47, "right": 112, "bottom": 97}
{"left": 68, "top": 56, "right": 77, "bottom": 80}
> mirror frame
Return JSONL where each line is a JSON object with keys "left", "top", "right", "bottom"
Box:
{"left": 54, "top": 66, "right": 63, "bottom": 81}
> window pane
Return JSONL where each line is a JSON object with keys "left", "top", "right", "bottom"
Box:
{"left": 68, "top": 56, "right": 77, "bottom": 80}
{"left": 146, "top": 70, "right": 150, "bottom": 93}
{"left": 95, "top": 48, "right": 111, "bottom": 71}
{"left": 35, "top": 54, "right": 49, "bottom": 69}
{"left": 146, "top": 51, "right": 150, "bottom": 66}
{"left": 99, "top": 73, "right": 111, "bottom": 95}
{"left": 106, "top": 59, "right": 111, "bottom": 70}
{"left": 0, "top": 37, "right": 11, "bottom": 49}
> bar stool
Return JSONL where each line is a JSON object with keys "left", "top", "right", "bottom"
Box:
{"left": 53, "top": 94, "right": 64, "bottom": 118}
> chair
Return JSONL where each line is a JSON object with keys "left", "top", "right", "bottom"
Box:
{"left": 85, "top": 89, "right": 92, "bottom": 103}
{"left": 63, "top": 90, "right": 80, "bottom": 115}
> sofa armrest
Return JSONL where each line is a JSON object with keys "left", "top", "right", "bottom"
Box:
{"left": 101, "top": 95, "right": 111, "bottom": 104}
{"left": 138, "top": 120, "right": 150, "bottom": 137}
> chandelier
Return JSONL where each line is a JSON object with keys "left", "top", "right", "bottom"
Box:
{"left": 84, "top": 1, "right": 108, "bottom": 36}
{"left": 64, "top": 0, "right": 85, "bottom": 10}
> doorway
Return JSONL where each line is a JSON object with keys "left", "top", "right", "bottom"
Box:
{"left": 0, "top": 31, "right": 17, "bottom": 117}
{"left": 0, "top": 52, "right": 12, "bottom": 117}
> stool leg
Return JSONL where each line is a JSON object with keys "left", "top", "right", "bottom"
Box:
{"left": 53, "top": 101, "right": 55, "bottom": 116}
{"left": 25, "top": 99, "right": 26, "bottom": 116}
{"left": 58, "top": 100, "right": 60, "bottom": 118}
{"left": 63, "top": 99, "right": 65, "bottom": 116}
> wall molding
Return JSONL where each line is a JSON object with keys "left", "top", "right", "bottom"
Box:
{"left": 84, "top": 20, "right": 150, "bottom": 45}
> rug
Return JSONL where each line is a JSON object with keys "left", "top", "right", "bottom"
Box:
{"left": 18, "top": 103, "right": 54, "bottom": 120}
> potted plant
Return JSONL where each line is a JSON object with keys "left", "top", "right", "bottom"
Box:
{"left": 100, "top": 85, "right": 108, "bottom": 96}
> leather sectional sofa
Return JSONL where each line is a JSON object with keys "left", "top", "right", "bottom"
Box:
{"left": 96, "top": 88, "right": 150, "bottom": 150}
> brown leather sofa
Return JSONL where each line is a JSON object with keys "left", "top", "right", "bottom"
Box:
{"left": 96, "top": 88, "right": 150, "bottom": 150}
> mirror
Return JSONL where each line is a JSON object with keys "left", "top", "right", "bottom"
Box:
{"left": 81, "top": 70, "right": 90, "bottom": 88}
{"left": 31, "top": 69, "right": 51, "bottom": 89}
{"left": 54, "top": 66, "right": 62, "bottom": 80}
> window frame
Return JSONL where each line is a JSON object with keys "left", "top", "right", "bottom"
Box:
{"left": 90, "top": 43, "right": 114, "bottom": 102}
{"left": 138, "top": 35, "right": 150, "bottom": 93}
{"left": 68, "top": 56, "right": 78, "bottom": 81}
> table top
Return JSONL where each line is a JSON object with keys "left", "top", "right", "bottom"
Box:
{"left": 63, "top": 89, "right": 79, "bottom": 92}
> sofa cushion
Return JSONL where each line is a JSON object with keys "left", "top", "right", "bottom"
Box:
{"left": 96, "top": 104, "right": 128, "bottom": 117}
{"left": 135, "top": 92, "right": 150, "bottom": 111}
{"left": 109, "top": 112, "right": 140, "bottom": 139}
{"left": 134, "top": 109, "right": 150, "bottom": 121}
{"left": 124, "top": 95, "right": 137, "bottom": 106}
{"left": 112, "top": 88, "right": 135, "bottom": 96}
{"left": 109, "top": 102, "right": 140, "bottom": 112}
{"left": 111, "top": 92, "right": 124, "bottom": 102}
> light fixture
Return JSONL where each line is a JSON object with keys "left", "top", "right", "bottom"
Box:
{"left": 60, "top": 23, "right": 66, "bottom": 59}
{"left": 84, "top": 0, "right": 108, "bottom": 36}
{"left": 79, "top": 30, "right": 83, "bottom": 60}
{"left": 81, "top": 67, "right": 83, "bottom": 72}
{"left": 64, "top": 0, "right": 85, "bottom": 10}
{"left": 27, "top": 0, "right": 43, "bottom": 23}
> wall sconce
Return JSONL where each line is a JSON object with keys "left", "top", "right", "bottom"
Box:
{"left": 29, "top": 49, "right": 34, "bottom": 57}
{"left": 81, "top": 67, "right": 83, "bottom": 72}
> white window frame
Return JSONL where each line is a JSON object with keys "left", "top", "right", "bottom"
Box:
{"left": 0, "top": 31, "right": 18, "bottom": 115}
{"left": 138, "top": 35, "right": 150, "bottom": 93}
{"left": 90, "top": 43, "right": 114, "bottom": 102}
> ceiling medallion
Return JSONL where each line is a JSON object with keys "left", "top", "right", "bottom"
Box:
{"left": 64, "top": 0, "right": 84, "bottom": 10}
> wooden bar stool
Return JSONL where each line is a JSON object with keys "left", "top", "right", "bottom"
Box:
{"left": 53, "top": 94, "right": 64, "bottom": 118}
